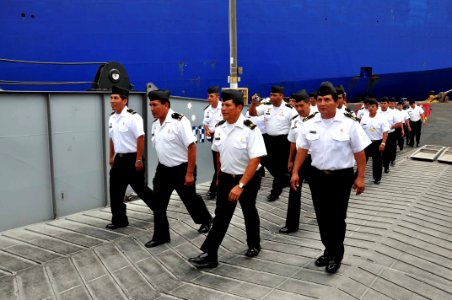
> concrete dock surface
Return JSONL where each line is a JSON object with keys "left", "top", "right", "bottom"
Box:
{"left": 1, "top": 103, "right": 451, "bottom": 299}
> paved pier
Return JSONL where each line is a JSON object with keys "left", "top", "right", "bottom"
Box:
{"left": 1, "top": 103, "right": 451, "bottom": 299}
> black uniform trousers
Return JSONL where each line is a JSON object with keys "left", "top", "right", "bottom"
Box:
{"left": 284, "top": 155, "right": 312, "bottom": 230}
{"left": 262, "top": 134, "right": 290, "bottom": 196}
{"left": 383, "top": 132, "right": 396, "bottom": 168}
{"left": 109, "top": 153, "right": 153, "bottom": 225}
{"left": 208, "top": 145, "right": 218, "bottom": 195}
{"left": 365, "top": 140, "right": 383, "bottom": 182}
{"left": 396, "top": 127, "right": 405, "bottom": 151}
{"left": 409, "top": 120, "right": 422, "bottom": 146}
{"left": 152, "top": 162, "right": 212, "bottom": 241}
{"left": 309, "top": 167, "right": 354, "bottom": 261}
{"left": 201, "top": 171, "right": 261, "bottom": 258}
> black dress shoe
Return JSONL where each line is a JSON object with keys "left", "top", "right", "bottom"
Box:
{"left": 245, "top": 247, "right": 260, "bottom": 257}
{"left": 390, "top": 161, "right": 395, "bottom": 167}
{"left": 205, "top": 191, "right": 216, "bottom": 200}
{"left": 325, "top": 259, "right": 341, "bottom": 273}
{"left": 105, "top": 223, "right": 128, "bottom": 230}
{"left": 279, "top": 226, "right": 298, "bottom": 234}
{"left": 266, "top": 194, "right": 279, "bottom": 202}
{"left": 315, "top": 255, "right": 329, "bottom": 267}
{"left": 384, "top": 167, "right": 389, "bottom": 173}
{"left": 144, "top": 239, "right": 169, "bottom": 248}
{"left": 188, "top": 253, "right": 218, "bottom": 268}
{"left": 374, "top": 180, "right": 380, "bottom": 184}
{"left": 198, "top": 222, "right": 211, "bottom": 234}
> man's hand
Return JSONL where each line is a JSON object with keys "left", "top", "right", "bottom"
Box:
{"left": 290, "top": 173, "right": 299, "bottom": 191}
{"left": 353, "top": 177, "right": 365, "bottom": 195}
{"left": 228, "top": 185, "right": 243, "bottom": 202}
{"left": 378, "top": 144, "right": 385, "bottom": 152}
{"left": 135, "top": 160, "right": 143, "bottom": 171}
{"left": 109, "top": 157, "right": 115, "bottom": 167}
{"left": 185, "top": 174, "right": 195, "bottom": 186}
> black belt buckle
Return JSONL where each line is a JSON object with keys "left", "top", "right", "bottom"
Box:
{"left": 323, "top": 170, "right": 332, "bottom": 175}
{"left": 118, "top": 153, "right": 124, "bottom": 157}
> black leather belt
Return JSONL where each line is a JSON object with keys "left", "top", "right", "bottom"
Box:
{"left": 221, "top": 172, "right": 242, "bottom": 178}
{"left": 116, "top": 152, "right": 136, "bottom": 158}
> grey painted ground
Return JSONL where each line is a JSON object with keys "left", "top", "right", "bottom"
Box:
{"left": 1, "top": 103, "right": 451, "bottom": 299}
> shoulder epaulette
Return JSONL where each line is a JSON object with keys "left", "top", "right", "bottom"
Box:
{"left": 127, "top": 108, "right": 136, "bottom": 115}
{"left": 291, "top": 114, "right": 298, "bottom": 120}
{"left": 171, "top": 112, "right": 184, "bottom": 121}
{"left": 303, "top": 111, "right": 318, "bottom": 122}
{"left": 110, "top": 111, "right": 115, "bottom": 116}
{"left": 204, "top": 104, "right": 210, "bottom": 110}
{"left": 345, "top": 107, "right": 352, "bottom": 113}
{"left": 153, "top": 119, "right": 158, "bottom": 123}
{"left": 344, "top": 112, "right": 358, "bottom": 121}
{"left": 285, "top": 103, "right": 293, "bottom": 108}
{"left": 215, "top": 120, "right": 226, "bottom": 127}
{"left": 262, "top": 102, "right": 272, "bottom": 105}
{"left": 244, "top": 119, "right": 256, "bottom": 130}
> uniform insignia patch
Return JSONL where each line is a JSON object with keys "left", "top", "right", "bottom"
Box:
{"left": 127, "top": 108, "right": 137, "bottom": 115}
{"left": 303, "top": 111, "right": 318, "bottom": 122}
{"left": 344, "top": 112, "right": 358, "bottom": 121}
{"left": 171, "top": 112, "right": 184, "bottom": 121}
{"left": 215, "top": 120, "right": 226, "bottom": 127}
{"left": 244, "top": 119, "right": 256, "bottom": 130}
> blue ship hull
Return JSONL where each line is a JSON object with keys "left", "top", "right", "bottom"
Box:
{"left": 1, "top": 0, "right": 451, "bottom": 101}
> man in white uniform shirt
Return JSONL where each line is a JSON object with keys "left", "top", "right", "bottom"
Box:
{"left": 360, "top": 99, "right": 389, "bottom": 184}
{"left": 280, "top": 90, "right": 316, "bottom": 234}
{"left": 189, "top": 89, "right": 267, "bottom": 268}
{"left": 249, "top": 85, "right": 296, "bottom": 201}
{"left": 396, "top": 101, "right": 410, "bottom": 150}
{"left": 203, "top": 86, "right": 223, "bottom": 200}
{"left": 145, "top": 90, "right": 212, "bottom": 248}
{"left": 378, "top": 97, "right": 402, "bottom": 173}
{"left": 407, "top": 99, "right": 425, "bottom": 147}
{"left": 290, "top": 82, "right": 370, "bottom": 273}
{"left": 107, "top": 86, "right": 154, "bottom": 230}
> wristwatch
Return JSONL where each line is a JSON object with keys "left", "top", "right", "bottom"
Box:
{"left": 238, "top": 182, "right": 245, "bottom": 189}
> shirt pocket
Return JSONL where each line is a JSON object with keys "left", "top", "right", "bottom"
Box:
{"left": 306, "top": 133, "right": 320, "bottom": 141}
{"left": 332, "top": 133, "right": 350, "bottom": 142}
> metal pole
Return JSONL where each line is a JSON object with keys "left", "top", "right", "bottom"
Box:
{"left": 46, "top": 93, "right": 57, "bottom": 219}
{"left": 229, "top": 0, "right": 239, "bottom": 88}
{"left": 100, "top": 93, "right": 108, "bottom": 206}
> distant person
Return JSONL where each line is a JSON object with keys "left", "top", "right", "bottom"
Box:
{"left": 106, "top": 86, "right": 154, "bottom": 229}
{"left": 360, "top": 99, "right": 389, "bottom": 184}
{"left": 203, "top": 86, "right": 223, "bottom": 200}
{"left": 407, "top": 99, "right": 425, "bottom": 147}
{"left": 145, "top": 89, "right": 212, "bottom": 248}
{"left": 249, "top": 86, "right": 296, "bottom": 201}
{"left": 280, "top": 90, "right": 315, "bottom": 234}
{"left": 189, "top": 89, "right": 267, "bottom": 268}
{"left": 395, "top": 101, "right": 409, "bottom": 151}
{"left": 378, "top": 97, "right": 402, "bottom": 172}
{"left": 290, "top": 82, "right": 370, "bottom": 274}
{"left": 309, "top": 91, "right": 319, "bottom": 114}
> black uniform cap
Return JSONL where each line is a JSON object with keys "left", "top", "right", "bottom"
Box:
{"left": 148, "top": 89, "right": 170, "bottom": 102}
{"left": 368, "top": 99, "right": 379, "bottom": 106}
{"left": 336, "top": 85, "right": 345, "bottom": 96}
{"left": 380, "top": 96, "right": 389, "bottom": 103}
{"left": 317, "top": 81, "right": 338, "bottom": 100}
{"left": 389, "top": 97, "right": 396, "bottom": 102}
{"left": 207, "top": 86, "right": 220, "bottom": 94}
{"left": 291, "top": 89, "right": 309, "bottom": 102}
{"left": 271, "top": 85, "right": 284, "bottom": 94}
{"left": 409, "top": 99, "right": 416, "bottom": 104}
{"left": 111, "top": 85, "right": 129, "bottom": 98}
{"left": 221, "top": 89, "right": 244, "bottom": 105}
{"left": 309, "top": 91, "right": 317, "bottom": 97}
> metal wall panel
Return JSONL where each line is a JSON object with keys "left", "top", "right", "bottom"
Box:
{"left": 50, "top": 94, "right": 105, "bottom": 217}
{"left": 0, "top": 93, "right": 53, "bottom": 231}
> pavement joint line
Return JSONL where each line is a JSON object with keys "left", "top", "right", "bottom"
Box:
{"left": 22, "top": 226, "right": 91, "bottom": 250}
{"left": 46, "top": 220, "right": 122, "bottom": 241}
{"left": 177, "top": 281, "right": 250, "bottom": 300}
{"left": 68, "top": 254, "right": 98, "bottom": 299}
{"left": 79, "top": 212, "right": 151, "bottom": 232}
{"left": 91, "top": 245, "right": 132, "bottom": 299}
{"left": 0, "top": 238, "right": 62, "bottom": 264}
{"left": 43, "top": 260, "right": 67, "bottom": 299}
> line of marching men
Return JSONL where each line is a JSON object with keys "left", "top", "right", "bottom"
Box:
{"left": 106, "top": 82, "right": 426, "bottom": 275}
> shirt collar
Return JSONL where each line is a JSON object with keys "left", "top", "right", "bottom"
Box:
{"left": 222, "top": 113, "right": 245, "bottom": 129}
{"left": 163, "top": 108, "right": 175, "bottom": 124}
